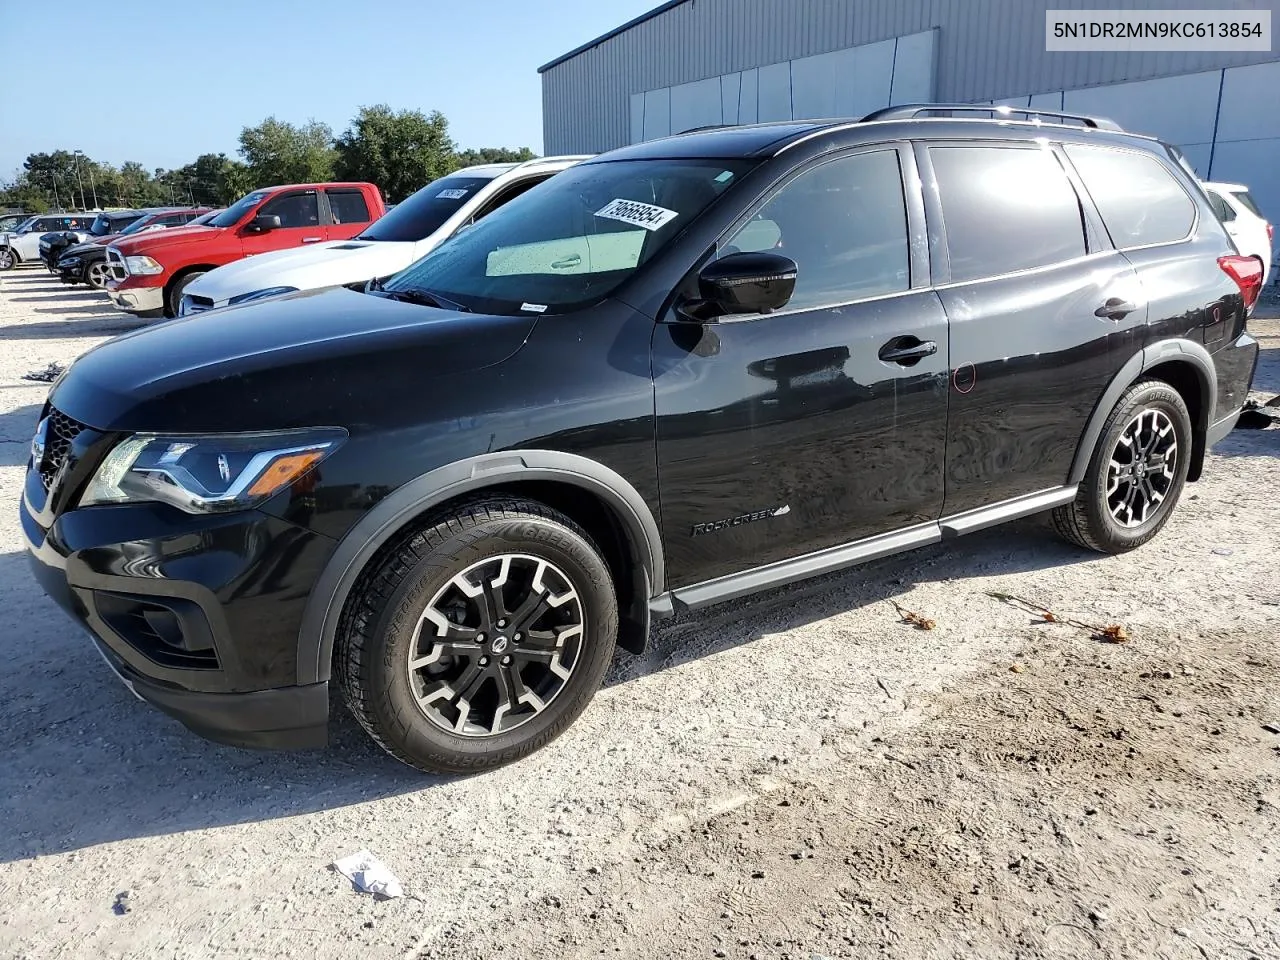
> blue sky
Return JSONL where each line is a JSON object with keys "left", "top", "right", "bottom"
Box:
{"left": 0, "top": 0, "right": 658, "bottom": 180}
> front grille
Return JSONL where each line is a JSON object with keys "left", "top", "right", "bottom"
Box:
{"left": 182, "top": 293, "right": 213, "bottom": 315}
{"left": 106, "top": 246, "right": 128, "bottom": 281}
{"left": 39, "top": 407, "right": 86, "bottom": 490}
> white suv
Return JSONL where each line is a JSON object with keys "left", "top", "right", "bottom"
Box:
{"left": 0, "top": 213, "right": 96, "bottom": 270}
{"left": 1204, "top": 181, "right": 1273, "bottom": 287}
{"left": 179, "top": 156, "right": 590, "bottom": 315}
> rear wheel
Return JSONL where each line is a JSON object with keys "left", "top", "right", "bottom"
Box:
{"left": 167, "top": 271, "right": 206, "bottom": 317}
{"left": 336, "top": 498, "right": 618, "bottom": 774}
{"left": 85, "top": 260, "right": 111, "bottom": 290}
{"left": 1053, "top": 378, "right": 1192, "bottom": 553}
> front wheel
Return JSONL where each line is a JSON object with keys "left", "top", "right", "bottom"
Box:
{"left": 1053, "top": 378, "right": 1192, "bottom": 553}
{"left": 85, "top": 259, "right": 111, "bottom": 290}
{"left": 166, "top": 271, "right": 206, "bottom": 317}
{"left": 0, "top": 248, "right": 15, "bottom": 271}
{"left": 336, "top": 498, "right": 618, "bottom": 774}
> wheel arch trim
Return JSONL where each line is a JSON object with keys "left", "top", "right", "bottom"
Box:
{"left": 297, "top": 450, "right": 665, "bottom": 685}
{"left": 1069, "top": 338, "right": 1217, "bottom": 485}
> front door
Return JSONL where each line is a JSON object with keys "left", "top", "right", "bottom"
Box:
{"left": 653, "top": 145, "right": 950, "bottom": 589}
{"left": 239, "top": 189, "right": 326, "bottom": 255}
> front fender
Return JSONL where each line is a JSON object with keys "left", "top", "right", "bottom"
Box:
{"left": 295, "top": 450, "right": 666, "bottom": 685}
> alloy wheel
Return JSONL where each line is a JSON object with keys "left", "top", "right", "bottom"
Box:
{"left": 0, "top": 249, "right": 12, "bottom": 269}
{"left": 407, "top": 553, "right": 585, "bottom": 737}
{"left": 1106, "top": 408, "right": 1178, "bottom": 527}
{"left": 87, "top": 261, "right": 110, "bottom": 289}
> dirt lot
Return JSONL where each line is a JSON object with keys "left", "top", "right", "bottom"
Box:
{"left": 0, "top": 266, "right": 1277, "bottom": 960}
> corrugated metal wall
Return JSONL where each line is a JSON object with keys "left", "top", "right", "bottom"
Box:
{"left": 541, "top": 0, "right": 1276, "bottom": 154}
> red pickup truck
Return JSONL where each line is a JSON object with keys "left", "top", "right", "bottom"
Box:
{"left": 105, "top": 181, "right": 385, "bottom": 318}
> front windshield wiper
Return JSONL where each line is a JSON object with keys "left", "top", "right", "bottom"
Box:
{"left": 368, "top": 279, "right": 471, "bottom": 313}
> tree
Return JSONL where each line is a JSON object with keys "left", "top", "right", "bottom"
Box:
{"left": 452, "top": 146, "right": 538, "bottom": 169}
{"left": 333, "top": 105, "right": 455, "bottom": 203}
{"left": 160, "top": 153, "right": 254, "bottom": 206}
{"left": 239, "top": 117, "right": 335, "bottom": 186}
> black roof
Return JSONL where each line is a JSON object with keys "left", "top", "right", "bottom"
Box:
{"left": 539, "top": 0, "right": 689, "bottom": 73}
{"left": 584, "top": 115, "right": 1167, "bottom": 164}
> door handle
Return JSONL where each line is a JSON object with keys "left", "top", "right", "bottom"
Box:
{"left": 551, "top": 254, "right": 582, "bottom": 269}
{"left": 878, "top": 336, "right": 938, "bottom": 365}
{"left": 302, "top": 236, "right": 323, "bottom": 243}
{"left": 1094, "top": 297, "right": 1139, "bottom": 320}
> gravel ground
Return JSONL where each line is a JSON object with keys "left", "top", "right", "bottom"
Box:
{"left": 0, "top": 266, "right": 1277, "bottom": 960}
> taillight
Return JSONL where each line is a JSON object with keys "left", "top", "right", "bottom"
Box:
{"left": 1218, "top": 254, "right": 1264, "bottom": 313}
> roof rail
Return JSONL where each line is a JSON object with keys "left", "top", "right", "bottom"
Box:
{"left": 861, "top": 103, "right": 1124, "bottom": 132}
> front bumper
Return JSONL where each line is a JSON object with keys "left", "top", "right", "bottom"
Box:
{"left": 106, "top": 280, "right": 164, "bottom": 317}
{"left": 22, "top": 476, "right": 337, "bottom": 750}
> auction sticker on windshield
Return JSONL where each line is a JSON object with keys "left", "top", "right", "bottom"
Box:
{"left": 594, "top": 199, "right": 678, "bottom": 231}
{"left": 436, "top": 189, "right": 469, "bottom": 200}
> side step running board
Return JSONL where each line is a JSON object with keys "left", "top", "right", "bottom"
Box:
{"left": 650, "top": 486, "right": 1078, "bottom": 618}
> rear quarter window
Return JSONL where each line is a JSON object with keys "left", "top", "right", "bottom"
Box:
{"left": 929, "top": 144, "right": 1087, "bottom": 283}
{"left": 1064, "top": 145, "right": 1195, "bottom": 248}
{"left": 1231, "top": 190, "right": 1263, "bottom": 218}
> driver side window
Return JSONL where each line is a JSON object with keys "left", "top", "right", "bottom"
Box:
{"left": 722, "top": 150, "right": 910, "bottom": 313}
{"left": 259, "top": 191, "right": 320, "bottom": 229}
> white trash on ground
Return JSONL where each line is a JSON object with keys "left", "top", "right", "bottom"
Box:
{"left": 332, "top": 849, "right": 405, "bottom": 899}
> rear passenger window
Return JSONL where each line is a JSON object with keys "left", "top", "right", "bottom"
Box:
{"left": 328, "top": 190, "right": 371, "bottom": 224}
{"left": 930, "top": 145, "right": 1086, "bottom": 283}
{"left": 1064, "top": 145, "right": 1195, "bottom": 248}
{"left": 723, "top": 149, "right": 910, "bottom": 311}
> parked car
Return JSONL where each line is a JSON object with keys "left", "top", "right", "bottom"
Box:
{"left": 23, "top": 106, "right": 1262, "bottom": 774}
{"left": 0, "top": 213, "right": 95, "bottom": 269}
{"left": 57, "top": 207, "right": 213, "bottom": 288}
{"left": 41, "top": 209, "right": 148, "bottom": 270}
{"left": 104, "top": 182, "right": 386, "bottom": 318}
{"left": 179, "top": 158, "right": 589, "bottom": 315}
{"left": 1204, "top": 181, "right": 1273, "bottom": 287}
{"left": 0, "top": 212, "right": 30, "bottom": 233}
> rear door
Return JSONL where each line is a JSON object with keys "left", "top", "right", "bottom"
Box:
{"left": 1062, "top": 145, "right": 1216, "bottom": 348}
{"left": 920, "top": 140, "right": 1145, "bottom": 514}
{"left": 240, "top": 189, "right": 325, "bottom": 254}
{"left": 322, "top": 188, "right": 373, "bottom": 240}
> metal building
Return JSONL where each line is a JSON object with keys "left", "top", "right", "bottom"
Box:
{"left": 539, "top": 0, "right": 1280, "bottom": 221}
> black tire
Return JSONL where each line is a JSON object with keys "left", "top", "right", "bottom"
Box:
{"left": 0, "top": 247, "right": 16, "bottom": 271}
{"left": 336, "top": 497, "right": 618, "bottom": 775}
{"left": 1053, "top": 377, "right": 1192, "bottom": 554}
{"left": 167, "top": 271, "right": 206, "bottom": 317}
{"left": 85, "top": 259, "right": 111, "bottom": 290}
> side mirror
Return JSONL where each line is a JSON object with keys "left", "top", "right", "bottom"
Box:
{"left": 245, "top": 214, "right": 282, "bottom": 234}
{"left": 679, "top": 252, "right": 797, "bottom": 322}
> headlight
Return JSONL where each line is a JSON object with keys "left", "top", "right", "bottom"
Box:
{"left": 123, "top": 255, "right": 164, "bottom": 275}
{"left": 58, "top": 257, "right": 81, "bottom": 268}
{"left": 229, "top": 286, "right": 298, "bottom": 306}
{"left": 80, "top": 429, "right": 345, "bottom": 514}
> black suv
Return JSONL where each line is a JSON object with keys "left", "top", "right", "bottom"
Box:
{"left": 22, "top": 106, "right": 1262, "bottom": 774}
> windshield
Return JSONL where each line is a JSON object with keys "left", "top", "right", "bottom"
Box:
{"left": 384, "top": 159, "right": 754, "bottom": 315}
{"left": 209, "top": 191, "right": 267, "bottom": 228}
{"left": 118, "top": 213, "right": 160, "bottom": 236}
{"left": 358, "top": 176, "right": 494, "bottom": 242}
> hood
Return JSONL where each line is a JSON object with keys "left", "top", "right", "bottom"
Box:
{"left": 187, "top": 239, "right": 417, "bottom": 303}
{"left": 49, "top": 286, "right": 537, "bottom": 433}
{"left": 111, "top": 223, "right": 218, "bottom": 254}
{"left": 60, "top": 240, "right": 110, "bottom": 259}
